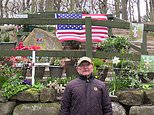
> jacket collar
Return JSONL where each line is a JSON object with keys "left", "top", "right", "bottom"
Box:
{"left": 79, "top": 74, "right": 94, "bottom": 82}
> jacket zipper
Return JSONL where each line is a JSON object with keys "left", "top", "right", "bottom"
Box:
{"left": 85, "top": 78, "right": 90, "bottom": 115}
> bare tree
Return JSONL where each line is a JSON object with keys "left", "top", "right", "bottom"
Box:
{"left": 150, "top": 0, "right": 154, "bottom": 21}
{"left": 4, "top": 0, "right": 9, "bottom": 18}
{"left": 45, "top": 0, "right": 54, "bottom": 11}
{"left": 122, "top": 0, "right": 128, "bottom": 20}
{"left": 0, "top": 0, "right": 3, "bottom": 18}
{"left": 136, "top": 0, "right": 141, "bottom": 22}
{"left": 31, "top": 0, "right": 37, "bottom": 13}
{"left": 115, "top": 0, "right": 120, "bottom": 18}
{"left": 38, "top": 0, "right": 44, "bottom": 12}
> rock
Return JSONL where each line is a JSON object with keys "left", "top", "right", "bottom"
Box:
{"left": 112, "top": 102, "right": 126, "bottom": 115}
{"left": 11, "top": 88, "right": 39, "bottom": 102}
{"left": 40, "top": 88, "right": 56, "bottom": 102}
{"left": 0, "top": 91, "right": 6, "bottom": 102}
{"left": 13, "top": 103, "right": 60, "bottom": 115}
{"left": 117, "top": 90, "right": 144, "bottom": 106}
{"left": 0, "top": 101, "right": 16, "bottom": 115}
{"left": 144, "top": 89, "right": 154, "bottom": 104}
{"left": 129, "top": 105, "right": 154, "bottom": 115}
{"left": 23, "top": 28, "right": 63, "bottom": 50}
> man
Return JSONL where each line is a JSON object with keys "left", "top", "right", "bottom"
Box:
{"left": 60, "top": 56, "right": 112, "bottom": 115}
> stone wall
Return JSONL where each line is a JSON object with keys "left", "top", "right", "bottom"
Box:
{"left": 0, "top": 88, "right": 154, "bottom": 115}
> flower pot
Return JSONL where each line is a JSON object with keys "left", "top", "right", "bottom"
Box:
{"left": 65, "top": 60, "right": 78, "bottom": 77}
{"left": 0, "top": 42, "right": 17, "bottom": 50}
{"left": 34, "top": 66, "right": 45, "bottom": 81}
{"left": 24, "top": 66, "right": 45, "bottom": 81}
{"left": 49, "top": 66, "right": 63, "bottom": 78}
{"left": 97, "top": 67, "right": 109, "bottom": 81}
{"left": 138, "top": 72, "right": 154, "bottom": 83}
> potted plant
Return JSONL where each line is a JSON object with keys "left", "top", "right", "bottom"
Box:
{"left": 97, "top": 36, "right": 130, "bottom": 53}
{"left": 0, "top": 31, "right": 17, "bottom": 50}
{"left": 49, "top": 57, "right": 64, "bottom": 78}
{"left": 93, "top": 58, "right": 109, "bottom": 81}
{"left": 64, "top": 58, "right": 78, "bottom": 77}
{"left": 112, "top": 56, "right": 135, "bottom": 76}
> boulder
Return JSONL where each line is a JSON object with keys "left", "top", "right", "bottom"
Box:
{"left": 129, "top": 105, "right": 154, "bottom": 115}
{"left": 144, "top": 89, "right": 154, "bottom": 105}
{"left": 117, "top": 90, "right": 144, "bottom": 106}
{"left": 0, "top": 91, "right": 6, "bottom": 102}
{"left": 23, "top": 28, "right": 62, "bottom": 50}
{"left": 13, "top": 103, "right": 60, "bottom": 115}
{"left": 0, "top": 101, "right": 16, "bottom": 115}
{"left": 40, "top": 87, "right": 56, "bottom": 102}
{"left": 112, "top": 102, "right": 126, "bottom": 115}
{"left": 11, "top": 88, "right": 39, "bottom": 102}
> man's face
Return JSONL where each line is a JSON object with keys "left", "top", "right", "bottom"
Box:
{"left": 76, "top": 61, "right": 93, "bottom": 76}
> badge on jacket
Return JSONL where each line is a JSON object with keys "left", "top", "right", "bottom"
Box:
{"left": 94, "top": 87, "right": 98, "bottom": 91}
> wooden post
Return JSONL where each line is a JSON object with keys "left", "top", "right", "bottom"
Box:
{"left": 141, "top": 30, "right": 148, "bottom": 55}
{"left": 85, "top": 17, "right": 93, "bottom": 58}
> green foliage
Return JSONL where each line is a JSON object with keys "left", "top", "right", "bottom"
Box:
{"left": 0, "top": 65, "right": 23, "bottom": 78}
{"left": 0, "top": 31, "right": 10, "bottom": 42}
{"left": 109, "top": 69, "right": 142, "bottom": 95}
{"left": 47, "top": 76, "right": 76, "bottom": 86}
{"left": 141, "top": 83, "right": 154, "bottom": 89}
{"left": 92, "top": 58, "right": 104, "bottom": 67}
{"left": 0, "top": 76, "right": 8, "bottom": 89}
{"left": 2, "top": 76, "right": 31, "bottom": 99}
{"left": 53, "top": 58, "right": 61, "bottom": 66}
{"left": 98, "top": 36, "right": 130, "bottom": 53}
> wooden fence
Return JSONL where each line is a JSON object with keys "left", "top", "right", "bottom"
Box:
{"left": 0, "top": 13, "right": 154, "bottom": 61}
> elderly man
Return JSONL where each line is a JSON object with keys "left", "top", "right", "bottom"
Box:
{"left": 60, "top": 57, "right": 112, "bottom": 115}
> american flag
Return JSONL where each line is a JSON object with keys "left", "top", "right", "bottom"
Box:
{"left": 55, "top": 13, "right": 108, "bottom": 42}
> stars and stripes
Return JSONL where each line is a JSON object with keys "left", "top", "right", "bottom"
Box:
{"left": 55, "top": 13, "right": 108, "bottom": 42}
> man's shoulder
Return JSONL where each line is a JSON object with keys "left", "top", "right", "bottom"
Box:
{"left": 67, "top": 78, "right": 79, "bottom": 85}
{"left": 93, "top": 79, "right": 106, "bottom": 86}
{"left": 66, "top": 78, "right": 83, "bottom": 88}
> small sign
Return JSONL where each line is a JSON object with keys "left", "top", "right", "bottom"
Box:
{"left": 130, "top": 23, "right": 144, "bottom": 40}
{"left": 14, "top": 14, "right": 28, "bottom": 18}
{"left": 140, "top": 55, "right": 154, "bottom": 72}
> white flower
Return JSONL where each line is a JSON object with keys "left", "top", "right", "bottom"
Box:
{"left": 112, "top": 56, "right": 120, "bottom": 65}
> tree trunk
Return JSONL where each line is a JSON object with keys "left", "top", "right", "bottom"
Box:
{"left": 150, "top": 0, "right": 154, "bottom": 21}
{"left": 31, "top": 0, "right": 36, "bottom": 13}
{"left": 0, "top": 0, "right": 3, "bottom": 18}
{"left": 137, "top": 0, "right": 141, "bottom": 22}
{"left": 115, "top": 0, "right": 120, "bottom": 18}
{"left": 22, "top": 0, "right": 25, "bottom": 11}
{"left": 45, "top": 0, "right": 54, "bottom": 11}
{"left": 54, "top": 0, "right": 62, "bottom": 11}
{"left": 4, "top": 0, "right": 9, "bottom": 18}
{"left": 38, "top": 0, "right": 44, "bottom": 12}
{"left": 122, "top": 0, "right": 128, "bottom": 20}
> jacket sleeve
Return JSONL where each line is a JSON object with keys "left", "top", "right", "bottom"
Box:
{"left": 60, "top": 85, "right": 72, "bottom": 115}
{"left": 102, "top": 85, "right": 113, "bottom": 115}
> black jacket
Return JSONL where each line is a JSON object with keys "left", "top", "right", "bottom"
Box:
{"left": 60, "top": 75, "right": 112, "bottom": 115}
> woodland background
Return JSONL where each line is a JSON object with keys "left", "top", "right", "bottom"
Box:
{"left": 0, "top": 0, "right": 154, "bottom": 23}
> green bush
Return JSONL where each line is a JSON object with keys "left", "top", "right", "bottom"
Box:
{"left": 98, "top": 36, "right": 130, "bottom": 53}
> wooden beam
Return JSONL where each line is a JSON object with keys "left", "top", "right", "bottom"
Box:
{"left": 93, "top": 51, "right": 141, "bottom": 61}
{"left": 85, "top": 17, "right": 93, "bottom": 58}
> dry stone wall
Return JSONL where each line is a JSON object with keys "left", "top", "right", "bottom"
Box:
{"left": 0, "top": 88, "right": 154, "bottom": 115}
